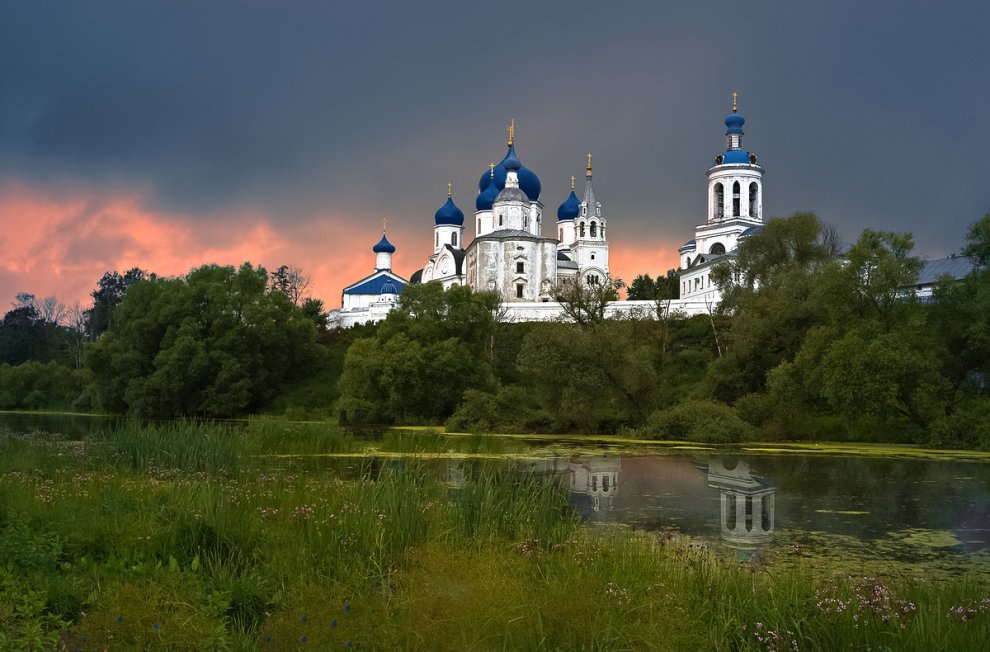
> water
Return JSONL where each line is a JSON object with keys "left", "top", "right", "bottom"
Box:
{"left": 3, "top": 412, "right": 988, "bottom": 572}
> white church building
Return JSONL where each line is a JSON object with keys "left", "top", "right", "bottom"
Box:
{"left": 331, "top": 104, "right": 778, "bottom": 325}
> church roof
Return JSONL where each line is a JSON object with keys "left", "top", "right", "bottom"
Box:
{"left": 473, "top": 228, "right": 543, "bottom": 241}
{"left": 916, "top": 256, "right": 976, "bottom": 285}
{"left": 372, "top": 233, "right": 396, "bottom": 253}
{"left": 444, "top": 244, "right": 466, "bottom": 275}
{"left": 740, "top": 226, "right": 763, "bottom": 237}
{"left": 409, "top": 269, "right": 424, "bottom": 284}
{"left": 343, "top": 271, "right": 408, "bottom": 295}
{"left": 679, "top": 239, "right": 697, "bottom": 251}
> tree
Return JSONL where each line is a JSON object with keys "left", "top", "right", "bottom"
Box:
{"left": 86, "top": 268, "right": 146, "bottom": 338}
{"left": 268, "top": 265, "right": 312, "bottom": 305}
{"left": 627, "top": 274, "right": 657, "bottom": 300}
{"left": 337, "top": 282, "right": 500, "bottom": 425}
{"left": 86, "top": 263, "right": 319, "bottom": 417}
{"left": 555, "top": 276, "right": 623, "bottom": 327}
{"left": 962, "top": 213, "right": 990, "bottom": 266}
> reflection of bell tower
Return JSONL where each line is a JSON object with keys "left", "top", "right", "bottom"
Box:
{"left": 706, "top": 458, "right": 775, "bottom": 557}
{"left": 569, "top": 455, "right": 620, "bottom": 518}
{"left": 446, "top": 459, "right": 467, "bottom": 489}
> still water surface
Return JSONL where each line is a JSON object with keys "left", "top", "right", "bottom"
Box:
{"left": 4, "top": 413, "right": 988, "bottom": 574}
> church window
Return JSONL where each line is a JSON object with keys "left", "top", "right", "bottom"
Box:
{"left": 477, "top": 218, "right": 481, "bottom": 233}
{"left": 516, "top": 284, "right": 524, "bottom": 299}
{"left": 726, "top": 494, "right": 737, "bottom": 531}
{"left": 499, "top": 213, "right": 503, "bottom": 226}
{"left": 590, "top": 222, "right": 597, "bottom": 238}
{"left": 732, "top": 181, "right": 741, "bottom": 217}
{"left": 579, "top": 222, "right": 586, "bottom": 237}
{"left": 710, "top": 243, "right": 725, "bottom": 255}
{"left": 591, "top": 253, "right": 595, "bottom": 260}
{"left": 516, "top": 262, "right": 524, "bottom": 274}
{"left": 749, "top": 182, "right": 758, "bottom": 217}
{"left": 592, "top": 475, "right": 597, "bottom": 491}
{"left": 714, "top": 183, "right": 724, "bottom": 219}
{"left": 435, "top": 233, "right": 439, "bottom": 248}
{"left": 761, "top": 495, "right": 772, "bottom": 530}
{"left": 451, "top": 232, "right": 458, "bottom": 247}
{"left": 559, "top": 228, "right": 563, "bottom": 240}
{"left": 603, "top": 475, "right": 609, "bottom": 492}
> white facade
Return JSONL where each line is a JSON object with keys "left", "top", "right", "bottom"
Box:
{"left": 330, "top": 233, "right": 408, "bottom": 328}
{"left": 678, "top": 106, "right": 765, "bottom": 307}
{"left": 412, "top": 137, "right": 611, "bottom": 304}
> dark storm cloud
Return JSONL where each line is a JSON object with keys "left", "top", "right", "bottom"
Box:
{"left": 1, "top": 0, "right": 989, "bottom": 257}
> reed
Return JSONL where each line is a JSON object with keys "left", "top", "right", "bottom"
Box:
{"left": 1, "top": 420, "right": 987, "bottom": 650}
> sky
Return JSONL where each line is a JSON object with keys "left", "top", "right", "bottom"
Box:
{"left": 1, "top": 0, "right": 988, "bottom": 310}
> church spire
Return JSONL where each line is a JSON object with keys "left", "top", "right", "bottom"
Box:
{"left": 582, "top": 152, "right": 597, "bottom": 219}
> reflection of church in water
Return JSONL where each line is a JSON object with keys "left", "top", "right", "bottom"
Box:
{"left": 705, "top": 458, "right": 775, "bottom": 559}
{"left": 445, "top": 454, "right": 775, "bottom": 555}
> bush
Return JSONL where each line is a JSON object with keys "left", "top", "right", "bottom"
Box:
{"left": 927, "top": 398, "right": 990, "bottom": 451}
{"left": 446, "top": 387, "right": 539, "bottom": 433}
{"left": 640, "top": 399, "right": 752, "bottom": 443}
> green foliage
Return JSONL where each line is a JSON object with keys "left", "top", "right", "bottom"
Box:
{"left": 338, "top": 283, "right": 499, "bottom": 425}
{"left": 640, "top": 399, "right": 752, "bottom": 443}
{"left": 86, "top": 263, "right": 320, "bottom": 417}
{"left": 0, "top": 362, "right": 90, "bottom": 411}
{"left": 516, "top": 321, "right": 659, "bottom": 433}
{"left": 962, "top": 213, "right": 990, "bottom": 266}
{"left": 928, "top": 398, "right": 990, "bottom": 451}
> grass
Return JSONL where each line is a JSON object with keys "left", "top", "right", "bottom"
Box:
{"left": 0, "top": 421, "right": 988, "bottom": 650}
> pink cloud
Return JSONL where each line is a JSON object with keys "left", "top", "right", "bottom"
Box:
{"left": 0, "top": 179, "right": 682, "bottom": 315}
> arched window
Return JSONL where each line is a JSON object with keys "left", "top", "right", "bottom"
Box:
{"left": 451, "top": 232, "right": 458, "bottom": 247}
{"left": 732, "top": 181, "right": 741, "bottom": 217}
{"left": 603, "top": 475, "right": 609, "bottom": 492}
{"left": 590, "top": 222, "right": 597, "bottom": 238}
{"left": 477, "top": 218, "right": 481, "bottom": 233}
{"left": 749, "top": 182, "right": 758, "bottom": 217}
{"left": 435, "top": 233, "right": 439, "bottom": 248}
{"left": 579, "top": 222, "right": 586, "bottom": 237}
{"left": 499, "top": 213, "right": 503, "bottom": 226}
{"left": 559, "top": 228, "right": 563, "bottom": 240}
{"left": 516, "top": 284, "right": 524, "bottom": 299}
{"left": 709, "top": 242, "right": 726, "bottom": 255}
{"left": 726, "top": 494, "right": 737, "bottom": 531}
{"left": 592, "top": 475, "right": 597, "bottom": 491}
{"left": 714, "top": 183, "right": 724, "bottom": 219}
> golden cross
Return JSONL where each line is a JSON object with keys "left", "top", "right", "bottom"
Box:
{"left": 489, "top": 163, "right": 495, "bottom": 178}
{"left": 447, "top": 181, "right": 452, "bottom": 197}
{"left": 570, "top": 175, "right": 575, "bottom": 190}
{"left": 732, "top": 91, "right": 738, "bottom": 113}
{"left": 382, "top": 217, "right": 388, "bottom": 233}
{"left": 507, "top": 118, "right": 515, "bottom": 146}
{"left": 586, "top": 152, "right": 592, "bottom": 172}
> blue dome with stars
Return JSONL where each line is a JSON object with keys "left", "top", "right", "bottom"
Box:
{"left": 557, "top": 190, "right": 581, "bottom": 221}
{"left": 434, "top": 196, "right": 464, "bottom": 226}
{"left": 372, "top": 233, "right": 395, "bottom": 253}
{"left": 476, "top": 143, "right": 542, "bottom": 202}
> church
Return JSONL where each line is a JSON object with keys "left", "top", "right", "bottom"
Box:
{"left": 410, "top": 121, "right": 610, "bottom": 302}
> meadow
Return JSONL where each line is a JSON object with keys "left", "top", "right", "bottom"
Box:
{"left": 1, "top": 419, "right": 988, "bottom": 651}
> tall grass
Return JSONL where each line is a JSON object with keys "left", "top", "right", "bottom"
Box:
{"left": 1, "top": 420, "right": 988, "bottom": 650}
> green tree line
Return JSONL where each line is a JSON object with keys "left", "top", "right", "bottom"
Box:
{"left": 2, "top": 214, "right": 988, "bottom": 448}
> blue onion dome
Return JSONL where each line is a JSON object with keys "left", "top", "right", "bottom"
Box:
{"left": 434, "top": 195, "right": 464, "bottom": 225}
{"left": 557, "top": 190, "right": 581, "bottom": 221}
{"left": 372, "top": 233, "right": 395, "bottom": 253}
{"left": 477, "top": 144, "right": 541, "bottom": 201}
{"left": 725, "top": 112, "right": 745, "bottom": 134}
{"left": 517, "top": 163, "right": 541, "bottom": 201}
{"left": 503, "top": 144, "right": 521, "bottom": 171}
{"left": 721, "top": 150, "right": 752, "bottom": 164}
{"left": 476, "top": 175, "right": 499, "bottom": 211}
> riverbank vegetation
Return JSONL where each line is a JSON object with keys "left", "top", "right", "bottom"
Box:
{"left": 2, "top": 214, "right": 989, "bottom": 449}
{"left": 1, "top": 421, "right": 988, "bottom": 650}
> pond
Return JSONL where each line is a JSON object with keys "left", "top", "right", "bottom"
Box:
{"left": 4, "top": 412, "right": 989, "bottom": 576}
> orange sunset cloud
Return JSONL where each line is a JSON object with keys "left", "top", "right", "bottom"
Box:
{"left": 0, "top": 179, "right": 682, "bottom": 313}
